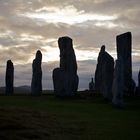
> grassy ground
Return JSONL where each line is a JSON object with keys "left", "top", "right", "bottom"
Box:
{"left": 0, "top": 94, "right": 139, "bottom": 140}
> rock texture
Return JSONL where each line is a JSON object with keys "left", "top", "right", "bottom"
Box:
{"left": 53, "top": 36, "right": 79, "bottom": 97}
{"left": 95, "top": 45, "right": 114, "bottom": 100}
{"left": 31, "top": 50, "right": 42, "bottom": 95}
{"left": 112, "top": 59, "right": 124, "bottom": 107}
{"left": 138, "top": 71, "right": 140, "bottom": 88}
{"left": 5, "top": 60, "right": 14, "bottom": 95}
{"left": 116, "top": 32, "right": 133, "bottom": 95}
{"left": 89, "top": 77, "right": 94, "bottom": 91}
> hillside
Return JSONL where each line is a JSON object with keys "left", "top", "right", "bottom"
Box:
{"left": 0, "top": 94, "right": 139, "bottom": 140}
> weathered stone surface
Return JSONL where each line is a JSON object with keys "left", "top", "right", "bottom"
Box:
{"left": 31, "top": 50, "right": 42, "bottom": 95}
{"left": 89, "top": 77, "right": 94, "bottom": 91}
{"left": 53, "top": 36, "right": 79, "bottom": 97}
{"left": 138, "top": 71, "right": 140, "bottom": 88}
{"left": 116, "top": 32, "right": 133, "bottom": 95}
{"left": 5, "top": 60, "right": 14, "bottom": 95}
{"left": 112, "top": 59, "right": 124, "bottom": 107}
{"left": 95, "top": 45, "right": 114, "bottom": 100}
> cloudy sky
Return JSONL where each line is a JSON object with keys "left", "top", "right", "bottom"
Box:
{"left": 0, "top": 0, "right": 140, "bottom": 90}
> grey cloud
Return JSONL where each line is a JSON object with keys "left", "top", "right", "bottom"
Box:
{"left": 0, "top": 44, "right": 46, "bottom": 65}
{"left": 0, "top": 0, "right": 139, "bottom": 52}
{"left": 0, "top": 0, "right": 139, "bottom": 89}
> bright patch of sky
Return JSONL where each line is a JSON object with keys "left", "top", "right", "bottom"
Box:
{"left": 41, "top": 45, "right": 99, "bottom": 62}
{"left": 19, "top": 5, "right": 117, "bottom": 25}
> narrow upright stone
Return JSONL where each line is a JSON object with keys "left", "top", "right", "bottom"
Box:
{"left": 5, "top": 60, "right": 14, "bottom": 95}
{"left": 116, "top": 32, "right": 132, "bottom": 95}
{"left": 138, "top": 70, "right": 140, "bottom": 94}
{"left": 53, "top": 36, "right": 79, "bottom": 97}
{"left": 89, "top": 77, "right": 94, "bottom": 91}
{"left": 95, "top": 45, "right": 114, "bottom": 100}
{"left": 31, "top": 50, "right": 42, "bottom": 95}
{"left": 112, "top": 58, "right": 124, "bottom": 107}
{"left": 138, "top": 71, "right": 140, "bottom": 88}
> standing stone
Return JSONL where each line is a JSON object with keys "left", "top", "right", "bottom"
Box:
{"left": 138, "top": 70, "right": 140, "bottom": 95}
{"left": 89, "top": 77, "right": 95, "bottom": 91}
{"left": 138, "top": 71, "right": 140, "bottom": 88}
{"left": 31, "top": 50, "right": 42, "bottom": 95}
{"left": 95, "top": 45, "right": 114, "bottom": 100}
{"left": 5, "top": 60, "right": 14, "bottom": 95}
{"left": 116, "top": 32, "right": 133, "bottom": 95}
{"left": 112, "top": 58, "right": 124, "bottom": 107}
{"left": 53, "top": 36, "right": 79, "bottom": 97}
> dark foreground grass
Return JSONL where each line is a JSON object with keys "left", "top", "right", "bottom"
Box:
{"left": 0, "top": 94, "right": 139, "bottom": 140}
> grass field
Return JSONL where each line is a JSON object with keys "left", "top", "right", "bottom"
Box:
{"left": 0, "top": 94, "right": 139, "bottom": 140}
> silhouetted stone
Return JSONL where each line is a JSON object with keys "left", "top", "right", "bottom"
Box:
{"left": 89, "top": 77, "right": 95, "bottom": 91}
{"left": 138, "top": 70, "right": 140, "bottom": 95}
{"left": 5, "top": 60, "right": 14, "bottom": 95}
{"left": 129, "top": 79, "right": 136, "bottom": 95}
{"left": 95, "top": 45, "right": 114, "bottom": 100}
{"left": 53, "top": 36, "right": 79, "bottom": 97}
{"left": 112, "top": 59, "right": 124, "bottom": 107}
{"left": 31, "top": 50, "right": 42, "bottom": 95}
{"left": 138, "top": 71, "right": 140, "bottom": 87}
{"left": 116, "top": 32, "right": 133, "bottom": 95}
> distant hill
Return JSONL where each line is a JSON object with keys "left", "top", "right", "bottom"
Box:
{"left": 0, "top": 86, "right": 31, "bottom": 94}
{"left": 0, "top": 86, "right": 54, "bottom": 95}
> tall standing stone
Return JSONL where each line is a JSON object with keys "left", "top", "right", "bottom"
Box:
{"left": 138, "top": 71, "right": 140, "bottom": 88}
{"left": 95, "top": 45, "right": 114, "bottom": 100}
{"left": 138, "top": 70, "right": 140, "bottom": 94}
{"left": 112, "top": 58, "right": 124, "bottom": 107}
{"left": 53, "top": 36, "right": 79, "bottom": 97}
{"left": 31, "top": 50, "right": 42, "bottom": 95}
{"left": 116, "top": 32, "right": 133, "bottom": 95}
{"left": 5, "top": 60, "right": 14, "bottom": 95}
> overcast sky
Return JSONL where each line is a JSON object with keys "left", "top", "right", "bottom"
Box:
{"left": 0, "top": 0, "right": 140, "bottom": 90}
